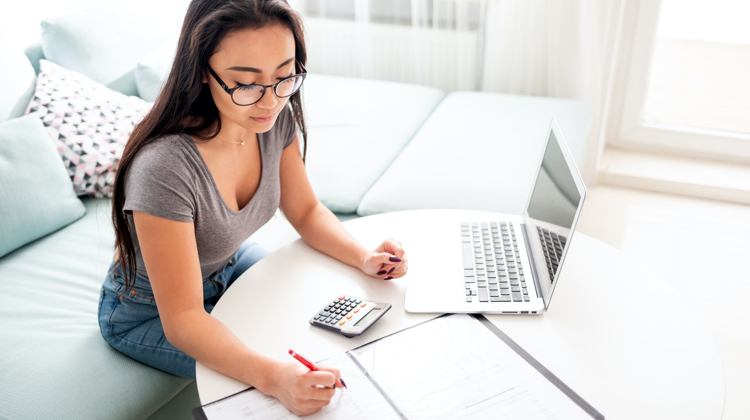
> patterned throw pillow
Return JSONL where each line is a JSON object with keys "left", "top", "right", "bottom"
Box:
{"left": 25, "top": 60, "right": 152, "bottom": 197}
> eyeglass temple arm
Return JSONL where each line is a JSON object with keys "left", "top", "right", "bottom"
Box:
{"left": 296, "top": 60, "right": 307, "bottom": 74}
{"left": 207, "top": 66, "right": 231, "bottom": 93}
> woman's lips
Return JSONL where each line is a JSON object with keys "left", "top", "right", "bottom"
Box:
{"left": 251, "top": 114, "right": 275, "bottom": 123}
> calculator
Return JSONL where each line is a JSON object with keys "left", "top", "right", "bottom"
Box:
{"left": 310, "top": 295, "right": 392, "bottom": 338}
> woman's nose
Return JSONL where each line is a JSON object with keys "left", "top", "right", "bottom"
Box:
{"left": 256, "top": 87, "right": 278, "bottom": 109}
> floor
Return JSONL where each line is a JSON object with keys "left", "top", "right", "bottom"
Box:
{"left": 574, "top": 184, "right": 750, "bottom": 420}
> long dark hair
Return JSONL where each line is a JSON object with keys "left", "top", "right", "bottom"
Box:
{"left": 112, "top": 0, "right": 307, "bottom": 293}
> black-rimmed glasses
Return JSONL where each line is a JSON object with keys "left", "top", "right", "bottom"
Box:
{"left": 207, "top": 61, "right": 307, "bottom": 106}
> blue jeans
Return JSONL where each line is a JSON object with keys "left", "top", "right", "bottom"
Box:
{"left": 97, "top": 240, "right": 269, "bottom": 379}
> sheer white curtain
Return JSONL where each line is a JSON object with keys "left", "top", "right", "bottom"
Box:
{"left": 293, "top": 0, "right": 623, "bottom": 179}
{"left": 482, "top": 0, "right": 613, "bottom": 100}
{"left": 481, "top": 0, "right": 623, "bottom": 180}
{"left": 294, "top": 0, "right": 485, "bottom": 92}
{"left": 294, "top": 0, "right": 620, "bottom": 95}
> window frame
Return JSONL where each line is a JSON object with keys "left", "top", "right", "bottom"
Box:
{"left": 609, "top": 0, "right": 750, "bottom": 163}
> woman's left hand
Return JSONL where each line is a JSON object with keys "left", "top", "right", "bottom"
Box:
{"left": 361, "top": 238, "right": 408, "bottom": 280}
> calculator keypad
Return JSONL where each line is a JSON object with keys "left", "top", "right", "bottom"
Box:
{"left": 314, "top": 296, "right": 363, "bottom": 327}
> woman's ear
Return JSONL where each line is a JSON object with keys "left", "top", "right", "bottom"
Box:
{"left": 202, "top": 71, "right": 208, "bottom": 83}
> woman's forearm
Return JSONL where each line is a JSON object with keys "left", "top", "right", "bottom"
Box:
{"left": 293, "top": 202, "right": 369, "bottom": 269}
{"left": 165, "top": 308, "right": 276, "bottom": 391}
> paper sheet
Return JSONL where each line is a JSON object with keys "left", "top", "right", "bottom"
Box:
{"left": 201, "top": 352, "right": 402, "bottom": 420}
{"left": 351, "top": 314, "right": 592, "bottom": 420}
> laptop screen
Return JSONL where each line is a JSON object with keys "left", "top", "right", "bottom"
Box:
{"left": 525, "top": 128, "right": 584, "bottom": 298}
{"left": 527, "top": 130, "right": 582, "bottom": 230}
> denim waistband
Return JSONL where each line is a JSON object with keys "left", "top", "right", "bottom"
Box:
{"left": 105, "top": 255, "right": 237, "bottom": 305}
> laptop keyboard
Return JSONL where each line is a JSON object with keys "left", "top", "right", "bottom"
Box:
{"left": 536, "top": 226, "right": 567, "bottom": 283}
{"left": 461, "top": 222, "right": 530, "bottom": 303}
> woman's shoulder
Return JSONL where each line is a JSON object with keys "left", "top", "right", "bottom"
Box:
{"left": 126, "top": 133, "right": 201, "bottom": 188}
{"left": 123, "top": 133, "right": 198, "bottom": 220}
{"left": 130, "top": 134, "right": 197, "bottom": 170}
{"left": 137, "top": 133, "right": 192, "bottom": 156}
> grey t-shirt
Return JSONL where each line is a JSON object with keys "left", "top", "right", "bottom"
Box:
{"left": 124, "top": 106, "right": 297, "bottom": 280}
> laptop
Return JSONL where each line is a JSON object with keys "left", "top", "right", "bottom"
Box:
{"left": 405, "top": 118, "right": 586, "bottom": 314}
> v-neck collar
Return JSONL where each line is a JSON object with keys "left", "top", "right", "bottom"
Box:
{"left": 184, "top": 133, "right": 265, "bottom": 214}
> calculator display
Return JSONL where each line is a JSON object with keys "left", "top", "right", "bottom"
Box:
{"left": 354, "top": 308, "right": 381, "bottom": 327}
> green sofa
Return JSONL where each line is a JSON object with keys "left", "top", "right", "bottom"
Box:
{"left": 0, "top": 8, "right": 592, "bottom": 420}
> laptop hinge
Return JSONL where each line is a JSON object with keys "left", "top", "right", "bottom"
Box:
{"left": 520, "top": 223, "right": 546, "bottom": 310}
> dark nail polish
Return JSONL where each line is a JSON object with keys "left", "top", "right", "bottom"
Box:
{"left": 389, "top": 256, "right": 402, "bottom": 262}
{"left": 384, "top": 276, "right": 393, "bottom": 280}
{"left": 377, "top": 270, "right": 387, "bottom": 275}
{"left": 341, "top": 378, "right": 348, "bottom": 389}
{"left": 387, "top": 267, "right": 395, "bottom": 274}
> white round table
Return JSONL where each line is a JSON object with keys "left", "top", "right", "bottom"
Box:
{"left": 196, "top": 209, "right": 725, "bottom": 420}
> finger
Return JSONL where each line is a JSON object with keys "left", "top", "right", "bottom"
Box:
{"left": 306, "top": 386, "right": 336, "bottom": 401}
{"left": 297, "top": 380, "right": 335, "bottom": 401}
{"left": 372, "top": 245, "right": 405, "bottom": 278}
{"left": 307, "top": 370, "right": 337, "bottom": 390}
{"left": 374, "top": 252, "right": 399, "bottom": 268}
{"left": 392, "top": 246, "right": 406, "bottom": 260}
{"left": 388, "top": 256, "right": 407, "bottom": 271}
{"left": 386, "top": 261, "right": 409, "bottom": 279}
{"left": 376, "top": 263, "right": 397, "bottom": 275}
{"left": 375, "top": 238, "right": 402, "bottom": 258}
{"left": 376, "top": 263, "right": 391, "bottom": 276}
{"left": 314, "top": 365, "right": 344, "bottom": 388}
{"left": 381, "top": 238, "right": 406, "bottom": 259}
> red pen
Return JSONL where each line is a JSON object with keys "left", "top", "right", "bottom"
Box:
{"left": 289, "top": 349, "right": 347, "bottom": 389}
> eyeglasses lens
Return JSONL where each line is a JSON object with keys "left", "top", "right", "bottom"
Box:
{"left": 275, "top": 76, "right": 303, "bottom": 97}
{"left": 233, "top": 85, "right": 265, "bottom": 106}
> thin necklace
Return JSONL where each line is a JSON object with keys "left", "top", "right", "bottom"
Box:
{"left": 216, "top": 133, "right": 245, "bottom": 146}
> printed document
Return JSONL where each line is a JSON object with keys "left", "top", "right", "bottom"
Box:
{"left": 352, "top": 314, "right": 592, "bottom": 420}
{"left": 196, "top": 314, "right": 598, "bottom": 420}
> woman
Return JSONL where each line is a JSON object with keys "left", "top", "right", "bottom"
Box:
{"left": 97, "top": 0, "right": 407, "bottom": 415}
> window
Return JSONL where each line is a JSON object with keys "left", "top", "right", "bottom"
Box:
{"left": 612, "top": 0, "right": 750, "bottom": 161}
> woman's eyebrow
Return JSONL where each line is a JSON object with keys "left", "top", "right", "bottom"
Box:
{"left": 225, "top": 57, "right": 295, "bottom": 73}
{"left": 275, "top": 57, "right": 295, "bottom": 69}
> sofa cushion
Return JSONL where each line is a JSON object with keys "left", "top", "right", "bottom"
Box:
{"left": 40, "top": 7, "right": 176, "bottom": 96}
{"left": 0, "top": 197, "right": 191, "bottom": 419}
{"left": 0, "top": 115, "right": 86, "bottom": 258}
{"left": 356, "top": 92, "right": 593, "bottom": 216}
{"left": 0, "top": 40, "right": 36, "bottom": 123}
{"left": 24, "top": 41, "right": 45, "bottom": 75}
{"left": 26, "top": 60, "right": 152, "bottom": 197}
{"left": 303, "top": 74, "right": 445, "bottom": 213}
{"left": 136, "top": 46, "right": 175, "bottom": 102}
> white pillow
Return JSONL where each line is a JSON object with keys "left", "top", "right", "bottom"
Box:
{"left": 40, "top": 7, "right": 178, "bottom": 96}
{"left": 0, "top": 40, "right": 36, "bottom": 123}
{"left": 135, "top": 46, "right": 175, "bottom": 102}
{"left": 25, "top": 60, "right": 152, "bottom": 197}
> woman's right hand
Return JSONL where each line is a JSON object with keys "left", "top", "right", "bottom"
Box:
{"left": 262, "top": 360, "right": 344, "bottom": 416}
